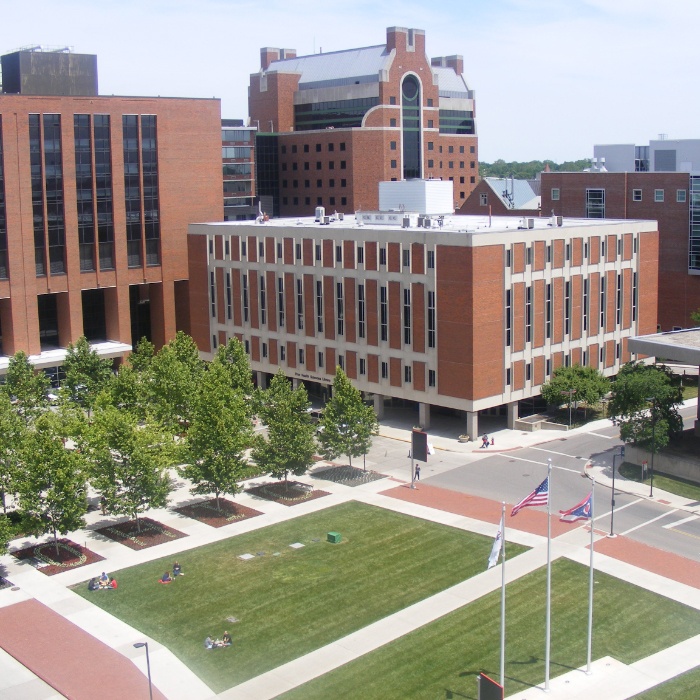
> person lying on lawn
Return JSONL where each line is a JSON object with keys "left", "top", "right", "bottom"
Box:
{"left": 160, "top": 571, "right": 172, "bottom": 583}
{"left": 173, "top": 561, "right": 183, "bottom": 576}
{"left": 221, "top": 631, "right": 231, "bottom": 646}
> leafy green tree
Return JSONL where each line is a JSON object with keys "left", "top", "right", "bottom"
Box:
{"left": 318, "top": 367, "right": 378, "bottom": 467}
{"left": 3, "top": 351, "right": 49, "bottom": 422}
{"left": 540, "top": 364, "right": 609, "bottom": 418}
{"left": 690, "top": 308, "right": 700, "bottom": 326}
{"left": 96, "top": 364, "right": 145, "bottom": 419}
{"left": 17, "top": 412, "right": 89, "bottom": 557}
{"left": 213, "top": 337, "right": 255, "bottom": 396}
{"left": 479, "top": 158, "right": 591, "bottom": 180}
{"left": 0, "top": 513, "right": 12, "bottom": 555}
{"left": 252, "top": 370, "right": 316, "bottom": 491}
{"left": 85, "top": 406, "right": 174, "bottom": 531}
{"left": 608, "top": 362, "right": 684, "bottom": 451}
{"left": 60, "top": 336, "right": 114, "bottom": 414}
{"left": 182, "top": 362, "right": 253, "bottom": 509}
{"left": 129, "top": 337, "right": 155, "bottom": 373}
{"left": 0, "top": 393, "right": 26, "bottom": 514}
{"left": 146, "top": 332, "right": 203, "bottom": 434}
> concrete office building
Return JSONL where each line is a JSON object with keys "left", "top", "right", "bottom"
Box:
{"left": 249, "top": 26, "right": 478, "bottom": 217}
{"left": 188, "top": 183, "right": 658, "bottom": 437}
{"left": 222, "top": 119, "right": 258, "bottom": 221}
{"left": 0, "top": 46, "right": 222, "bottom": 377}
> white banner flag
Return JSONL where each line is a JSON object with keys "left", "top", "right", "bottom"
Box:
{"left": 488, "top": 514, "right": 504, "bottom": 569}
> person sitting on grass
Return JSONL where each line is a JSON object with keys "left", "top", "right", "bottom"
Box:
{"left": 109, "top": 577, "right": 118, "bottom": 589}
{"left": 221, "top": 631, "right": 231, "bottom": 647}
{"left": 173, "top": 561, "right": 183, "bottom": 577}
{"left": 204, "top": 636, "right": 213, "bottom": 649}
{"left": 88, "top": 577, "right": 100, "bottom": 591}
{"left": 99, "top": 572, "right": 111, "bottom": 588}
{"left": 159, "top": 571, "right": 172, "bottom": 584}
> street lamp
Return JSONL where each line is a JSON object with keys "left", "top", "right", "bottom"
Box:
{"left": 561, "top": 388, "right": 577, "bottom": 428}
{"left": 133, "top": 642, "right": 153, "bottom": 700}
{"left": 608, "top": 446, "right": 624, "bottom": 538}
{"left": 646, "top": 398, "right": 657, "bottom": 498}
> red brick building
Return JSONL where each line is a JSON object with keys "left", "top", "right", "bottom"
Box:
{"left": 249, "top": 27, "right": 478, "bottom": 217}
{"left": 0, "top": 48, "right": 222, "bottom": 376}
{"left": 189, "top": 206, "right": 657, "bottom": 436}
{"left": 541, "top": 171, "right": 696, "bottom": 330}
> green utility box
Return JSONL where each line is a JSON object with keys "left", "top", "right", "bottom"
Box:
{"left": 327, "top": 531, "right": 342, "bottom": 544}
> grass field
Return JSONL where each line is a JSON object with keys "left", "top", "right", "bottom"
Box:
{"left": 279, "top": 558, "right": 700, "bottom": 700}
{"left": 619, "top": 463, "right": 700, "bottom": 501}
{"left": 630, "top": 665, "right": 700, "bottom": 699}
{"left": 74, "top": 501, "right": 526, "bottom": 692}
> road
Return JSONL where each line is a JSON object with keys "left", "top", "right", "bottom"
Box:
{"left": 366, "top": 404, "right": 700, "bottom": 563}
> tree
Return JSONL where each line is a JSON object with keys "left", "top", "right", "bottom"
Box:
{"left": 129, "top": 337, "right": 156, "bottom": 373}
{"left": 85, "top": 406, "right": 174, "bottom": 531}
{"left": 0, "top": 513, "right": 12, "bottom": 555}
{"left": 3, "top": 351, "right": 49, "bottom": 422}
{"left": 17, "top": 412, "right": 88, "bottom": 557}
{"left": 540, "top": 364, "right": 609, "bottom": 418}
{"left": 690, "top": 308, "right": 700, "bottom": 326}
{"left": 146, "top": 332, "right": 204, "bottom": 434}
{"left": 182, "top": 362, "right": 253, "bottom": 509}
{"left": 0, "top": 392, "right": 26, "bottom": 514}
{"left": 213, "top": 337, "right": 255, "bottom": 398}
{"left": 608, "top": 362, "right": 684, "bottom": 451}
{"left": 60, "top": 336, "right": 114, "bottom": 414}
{"left": 252, "top": 370, "right": 316, "bottom": 491}
{"left": 318, "top": 367, "right": 378, "bottom": 467}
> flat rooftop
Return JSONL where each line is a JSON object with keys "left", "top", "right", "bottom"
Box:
{"left": 195, "top": 212, "right": 657, "bottom": 236}
{"left": 628, "top": 329, "right": 700, "bottom": 366}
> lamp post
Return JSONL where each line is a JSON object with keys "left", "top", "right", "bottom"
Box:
{"left": 133, "top": 642, "right": 153, "bottom": 700}
{"left": 646, "top": 398, "right": 656, "bottom": 498}
{"left": 561, "top": 388, "right": 577, "bottom": 428}
{"left": 608, "top": 446, "right": 624, "bottom": 538}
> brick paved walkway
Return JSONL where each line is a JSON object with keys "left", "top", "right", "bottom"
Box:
{"left": 0, "top": 599, "right": 167, "bottom": 699}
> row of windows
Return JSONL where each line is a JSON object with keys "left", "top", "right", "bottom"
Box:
{"left": 282, "top": 178, "right": 347, "bottom": 189}
{"left": 283, "top": 195, "right": 347, "bottom": 207}
{"left": 211, "top": 334, "right": 439, "bottom": 389}
{"left": 427, "top": 142, "right": 476, "bottom": 154}
{"left": 550, "top": 187, "right": 687, "bottom": 206}
{"left": 281, "top": 142, "right": 347, "bottom": 155}
{"left": 505, "top": 235, "right": 636, "bottom": 269}
{"left": 282, "top": 160, "right": 347, "bottom": 172}
{"left": 214, "top": 236, "right": 437, "bottom": 273}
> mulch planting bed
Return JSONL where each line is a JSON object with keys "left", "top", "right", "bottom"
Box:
{"left": 312, "top": 464, "right": 388, "bottom": 487}
{"left": 95, "top": 517, "right": 187, "bottom": 550}
{"left": 12, "top": 538, "right": 105, "bottom": 576}
{"left": 246, "top": 480, "right": 330, "bottom": 506}
{"left": 174, "top": 498, "right": 263, "bottom": 528}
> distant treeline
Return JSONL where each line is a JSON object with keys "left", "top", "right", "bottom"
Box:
{"left": 479, "top": 159, "right": 591, "bottom": 180}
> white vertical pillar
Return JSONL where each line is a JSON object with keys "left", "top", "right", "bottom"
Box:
{"left": 373, "top": 394, "right": 385, "bottom": 419}
{"left": 507, "top": 400, "right": 519, "bottom": 429}
{"left": 418, "top": 402, "right": 431, "bottom": 430}
{"left": 466, "top": 410, "right": 478, "bottom": 441}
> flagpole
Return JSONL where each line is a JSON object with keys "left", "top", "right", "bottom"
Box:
{"left": 500, "top": 501, "right": 506, "bottom": 689}
{"left": 586, "top": 480, "right": 595, "bottom": 674}
{"left": 545, "top": 458, "right": 552, "bottom": 692}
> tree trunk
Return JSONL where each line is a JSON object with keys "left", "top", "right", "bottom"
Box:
{"left": 135, "top": 512, "right": 141, "bottom": 533}
{"left": 348, "top": 452, "right": 352, "bottom": 468}
{"left": 284, "top": 470, "right": 288, "bottom": 494}
{"left": 53, "top": 526, "right": 60, "bottom": 558}
{"left": 1, "top": 489, "right": 6, "bottom": 515}
{"left": 216, "top": 491, "right": 220, "bottom": 512}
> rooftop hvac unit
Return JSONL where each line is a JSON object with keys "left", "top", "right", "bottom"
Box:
{"left": 323, "top": 216, "right": 330, "bottom": 225}
{"left": 338, "top": 212, "right": 344, "bottom": 221}
{"left": 417, "top": 216, "right": 425, "bottom": 227}
{"left": 403, "top": 216, "right": 411, "bottom": 228}
{"left": 556, "top": 216, "right": 563, "bottom": 227}
{"left": 315, "top": 206, "right": 325, "bottom": 222}
{"left": 527, "top": 218, "right": 535, "bottom": 229}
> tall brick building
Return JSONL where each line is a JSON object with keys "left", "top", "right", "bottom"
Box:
{"left": 249, "top": 26, "right": 478, "bottom": 217}
{"left": 188, "top": 198, "right": 657, "bottom": 436}
{"left": 0, "top": 47, "right": 222, "bottom": 377}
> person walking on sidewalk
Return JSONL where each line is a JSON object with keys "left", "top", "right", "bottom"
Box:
{"left": 481, "top": 434, "right": 489, "bottom": 448}
{"left": 414, "top": 464, "right": 421, "bottom": 481}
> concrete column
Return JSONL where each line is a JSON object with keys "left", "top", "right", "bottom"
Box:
{"left": 373, "top": 394, "right": 385, "bottom": 419}
{"left": 507, "top": 401, "right": 519, "bottom": 430}
{"left": 256, "top": 371, "right": 265, "bottom": 389}
{"left": 418, "top": 402, "right": 431, "bottom": 430}
{"left": 466, "top": 411, "right": 478, "bottom": 441}
{"left": 291, "top": 377, "right": 299, "bottom": 389}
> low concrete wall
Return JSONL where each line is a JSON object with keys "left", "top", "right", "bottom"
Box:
{"left": 514, "top": 419, "right": 569, "bottom": 433}
{"left": 626, "top": 444, "right": 700, "bottom": 484}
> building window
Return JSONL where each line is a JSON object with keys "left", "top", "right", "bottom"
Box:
{"left": 401, "top": 74, "right": 421, "bottom": 179}
{"left": 226, "top": 272, "right": 232, "bottom": 320}
{"left": 338, "top": 354, "right": 345, "bottom": 370}
{"left": 315, "top": 243, "right": 321, "bottom": 261}
{"left": 390, "top": 118, "right": 397, "bottom": 127}
{"left": 654, "top": 189, "right": 664, "bottom": 202}
{"left": 305, "top": 197, "right": 311, "bottom": 206}
{"left": 526, "top": 363, "right": 532, "bottom": 382}
{"left": 428, "top": 159, "right": 434, "bottom": 168}
{"left": 546, "top": 359, "right": 551, "bottom": 376}
{"left": 340, "top": 142, "right": 346, "bottom": 151}
{"left": 210, "top": 272, "right": 216, "bottom": 317}
{"left": 390, "top": 141, "right": 397, "bottom": 150}
{"left": 527, "top": 247, "right": 533, "bottom": 265}
{"left": 506, "top": 368, "right": 511, "bottom": 386}
{"left": 304, "top": 144, "right": 309, "bottom": 153}
{"left": 341, "top": 197, "right": 347, "bottom": 205}
{"left": 600, "top": 276, "right": 606, "bottom": 328}
{"left": 677, "top": 189, "right": 687, "bottom": 203}
{"left": 427, "top": 120, "right": 434, "bottom": 128}
{"left": 505, "top": 289, "right": 511, "bottom": 346}
{"left": 480, "top": 193, "right": 488, "bottom": 206}
{"left": 316, "top": 179, "right": 322, "bottom": 188}
{"left": 381, "top": 361, "right": 388, "bottom": 379}
{"left": 586, "top": 188, "right": 605, "bottom": 218}
{"left": 448, "top": 161, "right": 454, "bottom": 169}
{"left": 583, "top": 278, "right": 588, "bottom": 332}
{"left": 632, "top": 272, "right": 638, "bottom": 322}
{"left": 304, "top": 162, "right": 309, "bottom": 170}
{"left": 280, "top": 344, "right": 286, "bottom": 361}
{"left": 296, "top": 242, "right": 302, "bottom": 260}
{"left": 506, "top": 249, "right": 511, "bottom": 267}
{"left": 357, "top": 245, "right": 364, "bottom": 264}
{"left": 428, "top": 369, "right": 436, "bottom": 387}
{"left": 616, "top": 273, "right": 622, "bottom": 326}
{"left": 404, "top": 365, "right": 412, "bottom": 383}
{"left": 318, "top": 351, "right": 324, "bottom": 368}
{"left": 379, "top": 247, "right": 387, "bottom": 265}
{"left": 278, "top": 277, "right": 285, "bottom": 327}
{"left": 565, "top": 243, "right": 570, "bottom": 262}
{"left": 526, "top": 285, "right": 532, "bottom": 342}
{"left": 551, "top": 188, "right": 560, "bottom": 201}
{"left": 390, "top": 96, "right": 396, "bottom": 105}
{"left": 470, "top": 176, "right": 475, "bottom": 184}
{"left": 564, "top": 281, "right": 570, "bottom": 336}
{"left": 391, "top": 159, "right": 397, "bottom": 169}
{"left": 380, "top": 285, "right": 388, "bottom": 341}
{"left": 358, "top": 284, "right": 365, "bottom": 338}
{"left": 403, "top": 288, "right": 411, "bottom": 345}
{"left": 632, "top": 189, "right": 642, "bottom": 202}
{"left": 545, "top": 283, "right": 552, "bottom": 339}
{"left": 336, "top": 281, "right": 344, "bottom": 335}
{"left": 335, "top": 244, "right": 342, "bottom": 263}
{"left": 427, "top": 290, "right": 436, "bottom": 348}
{"left": 242, "top": 274, "right": 249, "bottom": 322}
{"left": 277, "top": 242, "right": 283, "bottom": 259}
{"left": 316, "top": 280, "right": 324, "bottom": 332}
{"left": 299, "top": 348, "right": 305, "bottom": 364}
{"left": 262, "top": 342, "right": 268, "bottom": 358}
{"left": 328, "top": 143, "right": 334, "bottom": 152}
{"left": 260, "top": 276, "right": 267, "bottom": 325}
{"left": 428, "top": 142, "right": 434, "bottom": 151}
{"left": 340, "top": 160, "right": 346, "bottom": 169}
{"left": 402, "top": 248, "right": 410, "bottom": 269}
{"left": 329, "top": 178, "right": 335, "bottom": 188}
{"left": 296, "top": 278, "right": 304, "bottom": 330}
{"left": 427, "top": 250, "right": 435, "bottom": 269}
{"left": 341, "top": 179, "right": 347, "bottom": 187}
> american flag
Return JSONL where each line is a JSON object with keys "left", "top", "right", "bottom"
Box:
{"left": 511, "top": 477, "right": 549, "bottom": 517}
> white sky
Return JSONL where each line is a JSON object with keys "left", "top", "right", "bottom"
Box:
{"left": 1, "top": 0, "right": 696, "bottom": 162}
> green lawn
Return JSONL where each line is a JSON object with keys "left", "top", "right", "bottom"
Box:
{"left": 630, "top": 665, "right": 700, "bottom": 699}
{"left": 74, "top": 501, "right": 526, "bottom": 692}
{"left": 619, "top": 463, "right": 700, "bottom": 501}
{"left": 280, "top": 559, "right": 700, "bottom": 700}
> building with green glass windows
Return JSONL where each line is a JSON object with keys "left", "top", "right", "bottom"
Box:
{"left": 249, "top": 27, "right": 478, "bottom": 217}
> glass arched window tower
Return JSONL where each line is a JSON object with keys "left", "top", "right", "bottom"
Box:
{"left": 401, "top": 75, "right": 421, "bottom": 179}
